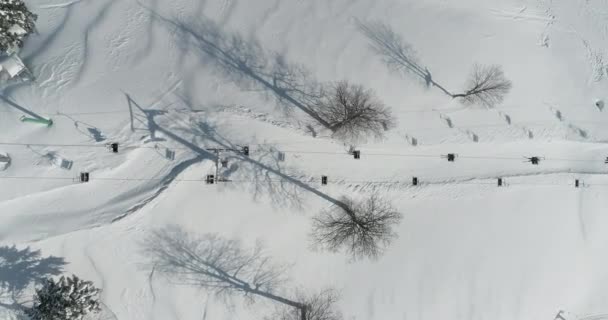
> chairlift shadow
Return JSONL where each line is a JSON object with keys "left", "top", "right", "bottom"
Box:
{"left": 26, "top": 146, "right": 73, "bottom": 170}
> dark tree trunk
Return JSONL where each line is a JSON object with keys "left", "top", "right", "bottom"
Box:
{"left": 247, "top": 287, "right": 307, "bottom": 319}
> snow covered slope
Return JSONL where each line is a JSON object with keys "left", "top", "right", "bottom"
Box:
{"left": 1, "top": 0, "right": 608, "bottom": 319}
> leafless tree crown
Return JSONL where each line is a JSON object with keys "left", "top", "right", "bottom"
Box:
{"left": 142, "top": 226, "right": 345, "bottom": 320}
{"left": 357, "top": 20, "right": 513, "bottom": 107}
{"left": 315, "top": 81, "right": 395, "bottom": 143}
{"left": 310, "top": 194, "right": 403, "bottom": 260}
{"left": 269, "top": 288, "right": 343, "bottom": 320}
{"left": 452, "top": 64, "right": 512, "bottom": 108}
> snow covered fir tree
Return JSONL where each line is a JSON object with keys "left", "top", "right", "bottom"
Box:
{"left": 0, "top": 0, "right": 36, "bottom": 81}
{"left": 26, "top": 275, "right": 101, "bottom": 320}
{"left": 0, "top": 0, "right": 36, "bottom": 53}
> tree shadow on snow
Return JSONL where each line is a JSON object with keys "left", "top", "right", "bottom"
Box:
{"left": 124, "top": 93, "right": 346, "bottom": 212}
{"left": 0, "top": 245, "right": 66, "bottom": 309}
{"left": 141, "top": 5, "right": 331, "bottom": 131}
{"left": 23, "top": 5, "right": 72, "bottom": 63}
{"left": 182, "top": 119, "right": 305, "bottom": 210}
{"left": 74, "top": 0, "right": 118, "bottom": 84}
{"left": 355, "top": 19, "right": 453, "bottom": 96}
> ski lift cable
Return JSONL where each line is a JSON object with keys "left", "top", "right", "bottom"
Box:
{"left": 578, "top": 315, "right": 608, "bottom": 320}
{"left": 1, "top": 141, "right": 607, "bottom": 163}
{"left": 0, "top": 175, "right": 607, "bottom": 189}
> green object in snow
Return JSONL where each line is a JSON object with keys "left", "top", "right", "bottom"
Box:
{"left": 20, "top": 116, "right": 53, "bottom": 126}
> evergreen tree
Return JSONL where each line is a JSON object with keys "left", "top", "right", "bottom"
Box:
{"left": 0, "top": 0, "right": 37, "bottom": 53}
{"left": 26, "top": 275, "right": 101, "bottom": 320}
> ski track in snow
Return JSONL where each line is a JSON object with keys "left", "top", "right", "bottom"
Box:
{"left": 576, "top": 187, "right": 588, "bottom": 241}
{"left": 113, "top": 155, "right": 204, "bottom": 221}
{"left": 146, "top": 263, "right": 183, "bottom": 320}
{"left": 75, "top": 0, "right": 117, "bottom": 85}
{"left": 147, "top": 265, "right": 157, "bottom": 306}
{"left": 84, "top": 245, "right": 107, "bottom": 302}
{"left": 213, "top": 105, "right": 309, "bottom": 134}
{"left": 535, "top": 0, "right": 556, "bottom": 47}
{"left": 489, "top": 7, "right": 554, "bottom": 24}
{"left": 36, "top": 44, "right": 82, "bottom": 96}
{"left": 150, "top": 79, "right": 183, "bottom": 109}
{"left": 129, "top": 1, "right": 159, "bottom": 66}
{"left": 38, "top": 0, "right": 87, "bottom": 9}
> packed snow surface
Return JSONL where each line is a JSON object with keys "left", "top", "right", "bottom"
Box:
{"left": 1, "top": 0, "right": 608, "bottom": 319}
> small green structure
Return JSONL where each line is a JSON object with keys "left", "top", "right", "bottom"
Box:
{"left": 20, "top": 115, "right": 53, "bottom": 126}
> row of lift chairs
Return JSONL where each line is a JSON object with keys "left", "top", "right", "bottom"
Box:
{"left": 78, "top": 144, "right": 589, "bottom": 188}
{"left": 79, "top": 143, "right": 251, "bottom": 183}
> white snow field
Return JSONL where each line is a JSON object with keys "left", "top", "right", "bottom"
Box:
{"left": 1, "top": 0, "right": 608, "bottom": 319}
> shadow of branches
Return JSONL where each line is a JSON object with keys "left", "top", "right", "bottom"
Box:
{"left": 355, "top": 19, "right": 453, "bottom": 96}
{"left": 127, "top": 93, "right": 401, "bottom": 260}
{"left": 141, "top": 225, "right": 342, "bottom": 320}
{"left": 126, "top": 93, "right": 308, "bottom": 210}
{"left": 143, "top": 7, "right": 330, "bottom": 129}
{"left": 0, "top": 246, "right": 66, "bottom": 308}
{"left": 142, "top": 225, "right": 288, "bottom": 301}
{"left": 183, "top": 118, "right": 402, "bottom": 260}
{"left": 184, "top": 119, "right": 305, "bottom": 210}
{"left": 242, "top": 145, "right": 305, "bottom": 210}
{"left": 140, "top": 7, "right": 397, "bottom": 143}
{"left": 356, "top": 20, "right": 512, "bottom": 108}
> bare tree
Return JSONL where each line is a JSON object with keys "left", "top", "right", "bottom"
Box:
{"left": 0, "top": 0, "right": 37, "bottom": 54}
{"left": 142, "top": 226, "right": 331, "bottom": 320}
{"left": 269, "top": 288, "right": 343, "bottom": 320}
{"left": 452, "top": 64, "right": 512, "bottom": 108}
{"left": 310, "top": 194, "right": 402, "bottom": 260}
{"left": 157, "top": 13, "right": 332, "bottom": 131}
{"left": 315, "top": 81, "right": 395, "bottom": 143}
{"left": 357, "top": 20, "right": 513, "bottom": 108}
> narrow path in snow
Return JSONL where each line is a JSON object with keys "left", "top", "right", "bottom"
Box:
{"left": 576, "top": 187, "right": 588, "bottom": 241}
{"left": 84, "top": 245, "right": 107, "bottom": 302}
{"left": 39, "top": 0, "right": 87, "bottom": 9}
